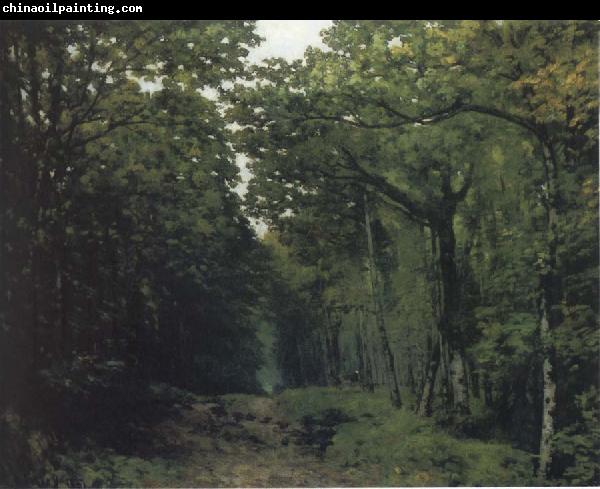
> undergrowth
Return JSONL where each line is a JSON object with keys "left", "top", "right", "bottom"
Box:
{"left": 278, "top": 386, "right": 536, "bottom": 486}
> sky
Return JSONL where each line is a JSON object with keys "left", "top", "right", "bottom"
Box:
{"left": 247, "top": 20, "right": 332, "bottom": 64}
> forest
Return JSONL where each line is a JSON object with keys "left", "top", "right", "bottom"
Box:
{"left": 0, "top": 20, "right": 598, "bottom": 487}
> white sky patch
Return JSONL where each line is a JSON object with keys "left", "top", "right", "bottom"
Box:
{"left": 234, "top": 153, "right": 252, "bottom": 197}
{"left": 139, "top": 78, "right": 164, "bottom": 92}
{"left": 247, "top": 20, "right": 332, "bottom": 64}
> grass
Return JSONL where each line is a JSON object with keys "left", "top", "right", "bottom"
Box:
{"left": 38, "top": 449, "right": 187, "bottom": 488}
{"left": 19, "top": 385, "right": 537, "bottom": 487}
{"left": 277, "top": 386, "right": 536, "bottom": 486}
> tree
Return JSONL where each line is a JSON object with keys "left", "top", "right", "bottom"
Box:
{"left": 229, "top": 19, "right": 598, "bottom": 478}
{"left": 0, "top": 19, "right": 266, "bottom": 408}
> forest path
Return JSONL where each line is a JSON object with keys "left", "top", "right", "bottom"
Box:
{"left": 137, "top": 393, "right": 381, "bottom": 487}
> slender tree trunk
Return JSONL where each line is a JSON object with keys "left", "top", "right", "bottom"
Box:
{"left": 406, "top": 356, "right": 416, "bottom": 394}
{"left": 364, "top": 192, "right": 402, "bottom": 408}
{"left": 439, "top": 331, "right": 453, "bottom": 407}
{"left": 356, "top": 328, "right": 364, "bottom": 382}
{"left": 416, "top": 335, "right": 440, "bottom": 416}
{"left": 364, "top": 308, "right": 381, "bottom": 386}
{"left": 539, "top": 295, "right": 557, "bottom": 479}
{"left": 0, "top": 29, "right": 21, "bottom": 402}
{"left": 483, "top": 373, "right": 493, "bottom": 407}
{"left": 469, "top": 359, "right": 480, "bottom": 399}
{"left": 537, "top": 141, "right": 562, "bottom": 480}
{"left": 356, "top": 306, "right": 374, "bottom": 392}
{"left": 404, "top": 320, "right": 416, "bottom": 394}
{"left": 319, "top": 325, "right": 332, "bottom": 386}
{"left": 296, "top": 339, "right": 307, "bottom": 386}
{"left": 325, "top": 307, "right": 342, "bottom": 385}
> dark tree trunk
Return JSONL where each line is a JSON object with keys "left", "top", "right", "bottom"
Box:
{"left": 356, "top": 306, "right": 374, "bottom": 392}
{"left": 416, "top": 335, "right": 440, "bottom": 416}
{"left": 469, "top": 359, "right": 480, "bottom": 399}
{"left": 483, "top": 373, "right": 493, "bottom": 408}
{"left": 296, "top": 339, "right": 307, "bottom": 386}
{"left": 436, "top": 211, "right": 470, "bottom": 414}
{"left": 324, "top": 307, "right": 342, "bottom": 385}
{"left": 364, "top": 192, "right": 402, "bottom": 408}
{"left": 417, "top": 226, "right": 442, "bottom": 416}
{"left": 537, "top": 140, "right": 563, "bottom": 480}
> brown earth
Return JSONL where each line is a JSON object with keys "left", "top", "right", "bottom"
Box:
{"left": 136, "top": 394, "right": 382, "bottom": 487}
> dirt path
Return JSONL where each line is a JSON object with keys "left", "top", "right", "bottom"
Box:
{"left": 137, "top": 394, "right": 382, "bottom": 487}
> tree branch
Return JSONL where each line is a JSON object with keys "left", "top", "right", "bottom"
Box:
{"left": 452, "top": 162, "right": 475, "bottom": 203}
{"left": 338, "top": 146, "right": 430, "bottom": 221}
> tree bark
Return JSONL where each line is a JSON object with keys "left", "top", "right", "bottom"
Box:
{"left": 416, "top": 335, "right": 440, "bottom": 416}
{"left": 469, "top": 359, "right": 480, "bottom": 399}
{"left": 364, "top": 192, "right": 402, "bottom": 408}
{"left": 537, "top": 141, "right": 562, "bottom": 480}
{"left": 483, "top": 373, "right": 493, "bottom": 408}
{"left": 325, "top": 307, "right": 342, "bottom": 385}
{"left": 416, "top": 226, "right": 441, "bottom": 415}
{"left": 449, "top": 350, "right": 469, "bottom": 413}
{"left": 436, "top": 211, "right": 470, "bottom": 414}
{"left": 356, "top": 306, "right": 374, "bottom": 392}
{"left": 319, "top": 325, "right": 332, "bottom": 386}
{"left": 296, "top": 339, "right": 307, "bottom": 386}
{"left": 538, "top": 295, "right": 557, "bottom": 479}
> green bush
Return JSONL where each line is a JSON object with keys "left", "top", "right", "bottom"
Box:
{"left": 279, "top": 387, "right": 535, "bottom": 486}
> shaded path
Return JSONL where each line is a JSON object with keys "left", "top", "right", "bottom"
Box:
{"left": 138, "top": 394, "right": 382, "bottom": 487}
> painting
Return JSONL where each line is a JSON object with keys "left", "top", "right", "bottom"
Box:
{"left": 0, "top": 19, "right": 598, "bottom": 487}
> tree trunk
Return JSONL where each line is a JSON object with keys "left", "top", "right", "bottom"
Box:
{"left": 319, "top": 325, "right": 332, "bottom": 386}
{"left": 437, "top": 213, "right": 470, "bottom": 414}
{"left": 539, "top": 295, "right": 557, "bottom": 479}
{"left": 416, "top": 335, "right": 440, "bottom": 416}
{"left": 325, "top": 308, "right": 342, "bottom": 385}
{"left": 439, "top": 331, "right": 453, "bottom": 408}
{"left": 404, "top": 321, "right": 416, "bottom": 394}
{"left": 416, "top": 226, "right": 442, "bottom": 416}
{"left": 366, "top": 309, "right": 382, "bottom": 386}
{"left": 483, "top": 373, "right": 493, "bottom": 407}
{"left": 406, "top": 357, "right": 416, "bottom": 395}
{"left": 449, "top": 350, "right": 469, "bottom": 413}
{"left": 537, "top": 141, "right": 562, "bottom": 480}
{"left": 364, "top": 192, "right": 402, "bottom": 408}
{"left": 296, "top": 339, "right": 307, "bottom": 386}
{"left": 356, "top": 306, "right": 374, "bottom": 392}
{"left": 469, "top": 359, "right": 480, "bottom": 399}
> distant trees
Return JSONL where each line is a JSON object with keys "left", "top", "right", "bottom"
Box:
{"left": 231, "top": 20, "right": 598, "bottom": 484}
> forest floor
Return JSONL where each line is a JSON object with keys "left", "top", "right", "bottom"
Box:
{"left": 40, "top": 386, "right": 536, "bottom": 487}
{"left": 134, "top": 393, "right": 382, "bottom": 487}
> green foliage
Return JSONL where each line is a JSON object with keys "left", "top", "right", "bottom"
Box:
{"left": 0, "top": 20, "right": 267, "bottom": 402}
{"left": 36, "top": 449, "right": 187, "bottom": 488}
{"left": 231, "top": 19, "right": 598, "bottom": 484}
{"left": 279, "top": 387, "right": 535, "bottom": 486}
{"left": 0, "top": 20, "right": 269, "bottom": 485}
{"left": 552, "top": 388, "right": 600, "bottom": 485}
